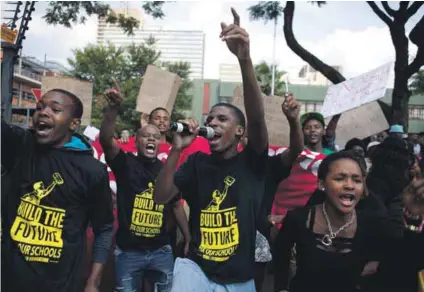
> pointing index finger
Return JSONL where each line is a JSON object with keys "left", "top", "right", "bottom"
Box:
{"left": 231, "top": 7, "right": 240, "bottom": 26}
{"left": 112, "top": 78, "right": 121, "bottom": 92}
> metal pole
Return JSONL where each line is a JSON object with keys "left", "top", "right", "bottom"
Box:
{"left": 1, "top": 42, "right": 18, "bottom": 122}
{"left": 271, "top": 18, "right": 277, "bottom": 96}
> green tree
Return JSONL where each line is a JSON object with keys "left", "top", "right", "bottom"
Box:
{"left": 163, "top": 61, "right": 193, "bottom": 121}
{"left": 254, "top": 61, "right": 287, "bottom": 96}
{"left": 68, "top": 40, "right": 160, "bottom": 132}
{"left": 68, "top": 40, "right": 193, "bottom": 134}
{"left": 248, "top": 2, "right": 284, "bottom": 96}
{"left": 410, "top": 70, "right": 424, "bottom": 95}
{"left": 43, "top": 1, "right": 166, "bottom": 35}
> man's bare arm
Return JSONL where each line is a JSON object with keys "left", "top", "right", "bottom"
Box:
{"left": 100, "top": 107, "right": 120, "bottom": 161}
{"left": 154, "top": 118, "right": 199, "bottom": 204}
{"left": 99, "top": 79, "right": 123, "bottom": 161}
{"left": 221, "top": 8, "right": 267, "bottom": 153}
{"left": 280, "top": 94, "right": 303, "bottom": 168}
{"left": 153, "top": 148, "right": 182, "bottom": 204}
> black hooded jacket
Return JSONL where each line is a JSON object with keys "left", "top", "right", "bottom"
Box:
{"left": 1, "top": 121, "right": 114, "bottom": 292}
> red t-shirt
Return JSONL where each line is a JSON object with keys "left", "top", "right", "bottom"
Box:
{"left": 271, "top": 148, "right": 327, "bottom": 227}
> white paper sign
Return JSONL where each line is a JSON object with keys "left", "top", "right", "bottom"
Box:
{"left": 83, "top": 125, "right": 100, "bottom": 141}
{"left": 320, "top": 62, "right": 392, "bottom": 118}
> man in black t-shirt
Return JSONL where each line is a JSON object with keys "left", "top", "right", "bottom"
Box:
{"left": 2, "top": 89, "right": 114, "bottom": 292}
{"left": 154, "top": 9, "right": 269, "bottom": 292}
{"left": 100, "top": 80, "right": 190, "bottom": 292}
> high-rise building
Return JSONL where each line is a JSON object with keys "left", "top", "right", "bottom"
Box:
{"left": 97, "top": 8, "right": 205, "bottom": 79}
{"left": 218, "top": 63, "right": 242, "bottom": 83}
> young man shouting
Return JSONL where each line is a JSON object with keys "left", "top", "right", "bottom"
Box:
{"left": 2, "top": 89, "right": 114, "bottom": 292}
{"left": 154, "top": 8, "right": 268, "bottom": 292}
{"left": 100, "top": 81, "right": 190, "bottom": 292}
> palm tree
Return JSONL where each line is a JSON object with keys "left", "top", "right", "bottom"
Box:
{"left": 255, "top": 61, "right": 286, "bottom": 96}
{"left": 410, "top": 70, "right": 424, "bottom": 95}
{"left": 248, "top": 1, "right": 284, "bottom": 96}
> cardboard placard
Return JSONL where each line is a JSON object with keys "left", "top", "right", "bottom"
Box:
{"left": 233, "top": 87, "right": 389, "bottom": 147}
{"left": 232, "top": 87, "right": 290, "bottom": 145}
{"left": 41, "top": 76, "right": 93, "bottom": 126}
{"left": 327, "top": 101, "right": 389, "bottom": 147}
{"left": 136, "top": 65, "right": 182, "bottom": 115}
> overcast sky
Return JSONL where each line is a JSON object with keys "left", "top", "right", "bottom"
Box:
{"left": 17, "top": 1, "right": 424, "bottom": 81}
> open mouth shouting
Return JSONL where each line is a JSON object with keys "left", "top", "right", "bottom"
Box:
{"left": 158, "top": 123, "right": 167, "bottom": 132}
{"left": 210, "top": 132, "right": 222, "bottom": 145}
{"left": 339, "top": 194, "right": 356, "bottom": 208}
{"left": 35, "top": 121, "right": 54, "bottom": 137}
{"left": 146, "top": 143, "right": 157, "bottom": 154}
{"left": 308, "top": 134, "right": 319, "bottom": 142}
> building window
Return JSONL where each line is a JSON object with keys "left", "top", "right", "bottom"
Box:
{"left": 12, "top": 88, "right": 19, "bottom": 97}
{"left": 23, "top": 92, "right": 35, "bottom": 101}
{"left": 409, "top": 107, "right": 424, "bottom": 120}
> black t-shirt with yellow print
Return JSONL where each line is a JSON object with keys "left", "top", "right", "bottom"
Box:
{"left": 108, "top": 150, "right": 176, "bottom": 251}
{"left": 1, "top": 122, "right": 114, "bottom": 292}
{"left": 174, "top": 144, "right": 268, "bottom": 284}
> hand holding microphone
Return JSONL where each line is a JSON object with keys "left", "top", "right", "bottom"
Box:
{"left": 170, "top": 119, "right": 201, "bottom": 150}
{"left": 170, "top": 122, "right": 215, "bottom": 139}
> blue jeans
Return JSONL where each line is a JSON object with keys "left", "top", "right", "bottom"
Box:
{"left": 170, "top": 258, "right": 255, "bottom": 292}
{"left": 114, "top": 245, "right": 174, "bottom": 292}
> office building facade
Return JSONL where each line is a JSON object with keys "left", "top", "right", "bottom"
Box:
{"left": 97, "top": 9, "right": 205, "bottom": 79}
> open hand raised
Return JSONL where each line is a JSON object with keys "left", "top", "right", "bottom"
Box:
{"left": 104, "top": 78, "right": 123, "bottom": 108}
{"left": 282, "top": 93, "right": 300, "bottom": 122}
{"left": 220, "top": 8, "right": 250, "bottom": 60}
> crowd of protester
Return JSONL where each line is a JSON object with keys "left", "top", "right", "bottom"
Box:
{"left": 2, "top": 8, "right": 423, "bottom": 292}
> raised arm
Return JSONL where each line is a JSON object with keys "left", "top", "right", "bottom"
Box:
{"left": 280, "top": 93, "right": 303, "bottom": 168}
{"left": 220, "top": 8, "right": 267, "bottom": 153}
{"left": 153, "top": 118, "right": 199, "bottom": 204}
{"left": 325, "top": 114, "right": 340, "bottom": 150}
{"left": 99, "top": 79, "right": 123, "bottom": 161}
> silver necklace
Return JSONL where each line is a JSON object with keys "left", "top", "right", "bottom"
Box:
{"left": 321, "top": 202, "right": 356, "bottom": 246}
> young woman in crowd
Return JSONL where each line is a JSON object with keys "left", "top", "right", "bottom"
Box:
{"left": 273, "top": 151, "right": 398, "bottom": 292}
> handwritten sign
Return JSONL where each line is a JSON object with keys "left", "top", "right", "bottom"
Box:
{"left": 41, "top": 76, "right": 94, "bottom": 126}
{"left": 136, "top": 65, "right": 182, "bottom": 115}
{"left": 321, "top": 62, "right": 392, "bottom": 118}
{"left": 232, "top": 87, "right": 289, "bottom": 145}
{"left": 326, "top": 101, "right": 389, "bottom": 146}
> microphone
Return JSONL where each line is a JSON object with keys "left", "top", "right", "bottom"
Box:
{"left": 170, "top": 122, "right": 215, "bottom": 140}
